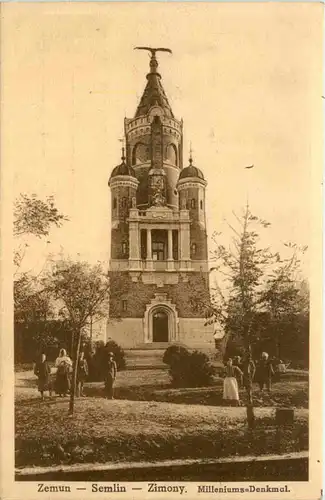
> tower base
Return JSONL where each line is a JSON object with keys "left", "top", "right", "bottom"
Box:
{"left": 106, "top": 317, "right": 215, "bottom": 350}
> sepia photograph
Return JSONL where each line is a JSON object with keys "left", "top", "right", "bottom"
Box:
{"left": 0, "top": 2, "right": 323, "bottom": 498}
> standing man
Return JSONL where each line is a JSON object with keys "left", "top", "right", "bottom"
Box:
{"left": 241, "top": 352, "right": 256, "bottom": 393}
{"left": 104, "top": 352, "right": 117, "bottom": 399}
{"left": 256, "top": 352, "right": 274, "bottom": 393}
{"left": 76, "top": 351, "right": 89, "bottom": 397}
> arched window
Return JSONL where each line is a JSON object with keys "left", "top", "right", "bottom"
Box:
{"left": 132, "top": 142, "right": 149, "bottom": 165}
{"left": 122, "top": 242, "right": 127, "bottom": 255}
{"left": 191, "top": 243, "right": 197, "bottom": 256}
{"left": 200, "top": 200, "right": 203, "bottom": 210}
{"left": 122, "top": 300, "right": 128, "bottom": 311}
{"left": 121, "top": 197, "right": 128, "bottom": 208}
{"left": 191, "top": 198, "right": 196, "bottom": 209}
{"left": 165, "top": 143, "right": 178, "bottom": 166}
{"left": 113, "top": 198, "right": 117, "bottom": 209}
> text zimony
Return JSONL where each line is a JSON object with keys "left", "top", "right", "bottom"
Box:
{"left": 198, "top": 485, "right": 291, "bottom": 493}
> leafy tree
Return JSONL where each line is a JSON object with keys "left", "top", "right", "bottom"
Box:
{"left": 14, "top": 274, "right": 52, "bottom": 323}
{"left": 44, "top": 259, "right": 110, "bottom": 414}
{"left": 208, "top": 204, "right": 307, "bottom": 427}
{"left": 14, "top": 194, "right": 68, "bottom": 273}
{"left": 263, "top": 245, "right": 307, "bottom": 360}
{"left": 14, "top": 194, "right": 67, "bottom": 238}
{"left": 14, "top": 194, "right": 68, "bottom": 358}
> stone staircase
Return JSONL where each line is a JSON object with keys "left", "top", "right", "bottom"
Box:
{"left": 124, "top": 349, "right": 168, "bottom": 370}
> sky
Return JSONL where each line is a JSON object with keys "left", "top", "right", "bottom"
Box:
{"left": 2, "top": 2, "right": 323, "bottom": 278}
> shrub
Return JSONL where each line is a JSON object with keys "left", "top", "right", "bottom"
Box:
{"left": 164, "top": 346, "right": 216, "bottom": 388}
{"left": 85, "top": 340, "right": 126, "bottom": 382}
{"left": 163, "top": 345, "right": 190, "bottom": 366}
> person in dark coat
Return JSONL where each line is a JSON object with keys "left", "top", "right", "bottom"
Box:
{"left": 241, "top": 352, "right": 256, "bottom": 392}
{"left": 76, "top": 351, "right": 89, "bottom": 397}
{"left": 255, "top": 352, "right": 274, "bottom": 392}
{"left": 34, "top": 353, "right": 51, "bottom": 400}
{"left": 104, "top": 352, "right": 117, "bottom": 399}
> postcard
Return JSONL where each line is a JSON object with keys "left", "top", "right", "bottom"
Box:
{"left": 1, "top": 2, "right": 323, "bottom": 499}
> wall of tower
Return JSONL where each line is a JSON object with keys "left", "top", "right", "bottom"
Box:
{"left": 125, "top": 115, "right": 182, "bottom": 209}
{"left": 110, "top": 184, "right": 137, "bottom": 260}
{"left": 106, "top": 317, "right": 215, "bottom": 349}
{"left": 109, "top": 271, "right": 210, "bottom": 319}
{"left": 179, "top": 184, "right": 208, "bottom": 261}
{"left": 110, "top": 223, "right": 129, "bottom": 260}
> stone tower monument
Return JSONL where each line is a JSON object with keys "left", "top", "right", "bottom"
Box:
{"left": 108, "top": 48, "right": 214, "bottom": 348}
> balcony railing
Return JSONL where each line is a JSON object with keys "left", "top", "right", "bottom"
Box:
{"left": 109, "top": 259, "right": 208, "bottom": 272}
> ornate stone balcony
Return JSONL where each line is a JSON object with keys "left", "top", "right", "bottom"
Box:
{"left": 128, "top": 206, "right": 190, "bottom": 225}
{"left": 109, "top": 259, "right": 209, "bottom": 273}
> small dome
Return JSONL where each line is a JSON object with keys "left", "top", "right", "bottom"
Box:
{"left": 110, "top": 152, "right": 136, "bottom": 179}
{"left": 179, "top": 159, "right": 205, "bottom": 181}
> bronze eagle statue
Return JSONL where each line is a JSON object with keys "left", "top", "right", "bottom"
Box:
{"left": 134, "top": 47, "right": 172, "bottom": 57}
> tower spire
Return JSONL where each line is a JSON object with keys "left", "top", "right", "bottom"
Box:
{"left": 134, "top": 47, "right": 172, "bottom": 75}
{"left": 118, "top": 137, "right": 126, "bottom": 162}
{"left": 134, "top": 47, "right": 174, "bottom": 118}
{"left": 189, "top": 142, "right": 193, "bottom": 165}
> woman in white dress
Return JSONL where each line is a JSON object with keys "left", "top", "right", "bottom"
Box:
{"left": 223, "top": 358, "right": 243, "bottom": 406}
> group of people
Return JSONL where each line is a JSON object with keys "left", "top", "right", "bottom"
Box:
{"left": 222, "top": 352, "right": 287, "bottom": 406}
{"left": 34, "top": 346, "right": 287, "bottom": 406}
{"left": 33, "top": 348, "right": 117, "bottom": 400}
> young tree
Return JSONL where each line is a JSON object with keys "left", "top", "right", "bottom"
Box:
{"left": 44, "top": 259, "right": 110, "bottom": 414}
{"left": 211, "top": 206, "right": 274, "bottom": 426}
{"left": 208, "top": 205, "right": 307, "bottom": 427}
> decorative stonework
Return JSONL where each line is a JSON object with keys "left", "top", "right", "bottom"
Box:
{"left": 177, "top": 178, "right": 207, "bottom": 190}
{"left": 143, "top": 293, "right": 179, "bottom": 343}
{"left": 141, "top": 272, "right": 179, "bottom": 285}
{"left": 109, "top": 176, "right": 139, "bottom": 189}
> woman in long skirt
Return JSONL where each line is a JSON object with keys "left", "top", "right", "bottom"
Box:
{"left": 55, "top": 348, "right": 72, "bottom": 397}
{"left": 223, "top": 358, "right": 243, "bottom": 406}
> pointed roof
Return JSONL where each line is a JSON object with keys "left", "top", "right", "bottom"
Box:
{"left": 135, "top": 51, "right": 174, "bottom": 118}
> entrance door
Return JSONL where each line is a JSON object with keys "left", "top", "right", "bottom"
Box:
{"left": 152, "top": 310, "right": 169, "bottom": 342}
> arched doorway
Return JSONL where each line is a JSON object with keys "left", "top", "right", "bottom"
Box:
{"left": 152, "top": 309, "right": 169, "bottom": 342}
{"left": 144, "top": 294, "right": 179, "bottom": 344}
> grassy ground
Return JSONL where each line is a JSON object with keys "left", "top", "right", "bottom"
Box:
{"left": 15, "top": 398, "right": 308, "bottom": 468}
{"left": 16, "top": 368, "right": 308, "bottom": 408}
{"left": 15, "top": 367, "right": 309, "bottom": 467}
